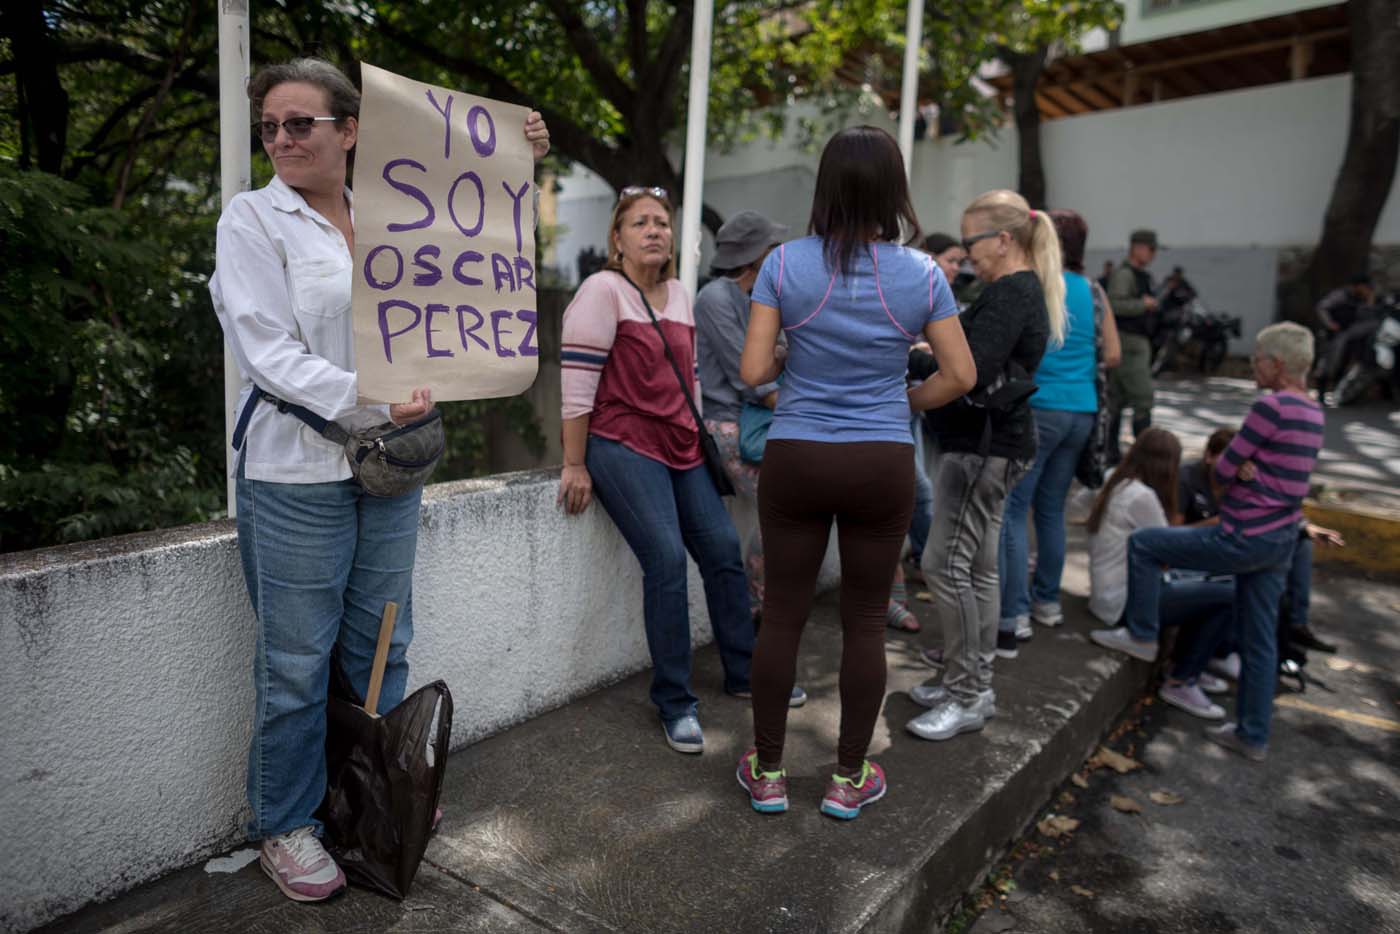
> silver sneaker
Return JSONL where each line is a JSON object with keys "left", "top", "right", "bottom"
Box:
{"left": 905, "top": 695, "right": 992, "bottom": 741}
{"left": 1089, "top": 626, "right": 1159, "bottom": 662}
{"left": 1031, "top": 601, "right": 1064, "bottom": 627}
{"left": 909, "top": 684, "right": 997, "bottom": 718}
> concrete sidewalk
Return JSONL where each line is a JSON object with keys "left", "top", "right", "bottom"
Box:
{"left": 39, "top": 567, "right": 1141, "bottom": 934}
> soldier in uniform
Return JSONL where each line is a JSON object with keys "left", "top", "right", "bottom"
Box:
{"left": 1106, "top": 229, "right": 1159, "bottom": 465}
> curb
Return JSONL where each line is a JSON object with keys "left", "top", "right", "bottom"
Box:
{"left": 1304, "top": 497, "right": 1400, "bottom": 579}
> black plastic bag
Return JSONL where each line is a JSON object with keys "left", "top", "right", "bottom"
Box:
{"left": 316, "top": 654, "right": 453, "bottom": 900}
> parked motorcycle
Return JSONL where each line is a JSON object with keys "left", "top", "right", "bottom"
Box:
{"left": 1150, "top": 286, "right": 1242, "bottom": 376}
{"left": 1333, "top": 294, "right": 1400, "bottom": 406}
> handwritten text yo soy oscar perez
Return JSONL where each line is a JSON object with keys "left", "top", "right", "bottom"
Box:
{"left": 362, "top": 90, "right": 537, "bottom": 366}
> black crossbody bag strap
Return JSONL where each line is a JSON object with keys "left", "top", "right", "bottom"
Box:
{"left": 617, "top": 272, "right": 735, "bottom": 496}
{"left": 232, "top": 386, "right": 351, "bottom": 450}
{"left": 620, "top": 274, "right": 707, "bottom": 432}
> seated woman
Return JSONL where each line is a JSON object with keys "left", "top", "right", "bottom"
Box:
{"left": 1083, "top": 428, "right": 1233, "bottom": 720}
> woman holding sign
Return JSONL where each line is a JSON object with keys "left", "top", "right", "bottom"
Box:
{"left": 558, "top": 188, "right": 769, "bottom": 756}
{"left": 210, "top": 57, "right": 549, "bottom": 903}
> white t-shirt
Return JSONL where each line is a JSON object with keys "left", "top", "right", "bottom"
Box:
{"left": 1086, "top": 479, "right": 1169, "bottom": 624}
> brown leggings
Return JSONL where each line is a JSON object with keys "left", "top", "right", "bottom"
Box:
{"left": 752, "top": 439, "right": 914, "bottom": 770}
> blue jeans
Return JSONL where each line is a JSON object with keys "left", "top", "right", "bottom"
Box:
{"left": 1286, "top": 535, "right": 1312, "bottom": 630}
{"left": 908, "top": 414, "right": 934, "bottom": 563}
{"left": 998, "top": 408, "right": 1094, "bottom": 629}
{"left": 1159, "top": 574, "right": 1236, "bottom": 681}
{"left": 236, "top": 471, "right": 421, "bottom": 840}
{"left": 585, "top": 436, "right": 753, "bottom": 721}
{"left": 1125, "top": 524, "right": 1297, "bottom": 747}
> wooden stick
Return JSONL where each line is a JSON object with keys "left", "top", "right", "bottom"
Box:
{"left": 364, "top": 601, "right": 398, "bottom": 717}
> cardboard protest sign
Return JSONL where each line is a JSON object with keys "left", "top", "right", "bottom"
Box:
{"left": 352, "top": 63, "right": 538, "bottom": 404}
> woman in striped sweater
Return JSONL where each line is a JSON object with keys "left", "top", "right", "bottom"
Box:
{"left": 1091, "top": 322, "right": 1324, "bottom": 761}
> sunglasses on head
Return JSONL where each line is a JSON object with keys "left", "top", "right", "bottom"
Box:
{"left": 620, "top": 186, "right": 669, "bottom": 202}
{"left": 252, "top": 116, "right": 339, "bottom": 144}
{"left": 961, "top": 229, "right": 1002, "bottom": 252}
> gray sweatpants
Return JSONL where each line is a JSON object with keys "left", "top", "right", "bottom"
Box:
{"left": 921, "top": 452, "right": 1029, "bottom": 705}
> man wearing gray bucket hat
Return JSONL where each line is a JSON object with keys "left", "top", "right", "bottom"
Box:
{"left": 696, "top": 211, "right": 789, "bottom": 617}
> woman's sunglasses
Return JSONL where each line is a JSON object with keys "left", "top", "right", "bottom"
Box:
{"left": 961, "top": 229, "right": 1002, "bottom": 252}
{"left": 252, "top": 116, "right": 339, "bottom": 144}
{"left": 620, "top": 186, "right": 669, "bottom": 201}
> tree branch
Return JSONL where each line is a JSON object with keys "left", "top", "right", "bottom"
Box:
{"left": 373, "top": 15, "right": 636, "bottom": 190}
{"left": 541, "top": 0, "right": 636, "bottom": 113}
{"left": 647, "top": 0, "right": 694, "bottom": 132}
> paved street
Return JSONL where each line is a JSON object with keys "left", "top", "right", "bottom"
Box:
{"left": 966, "top": 566, "right": 1400, "bottom": 934}
{"left": 1150, "top": 375, "right": 1400, "bottom": 510}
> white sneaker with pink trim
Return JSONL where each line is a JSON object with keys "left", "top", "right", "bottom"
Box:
{"left": 259, "top": 826, "right": 346, "bottom": 902}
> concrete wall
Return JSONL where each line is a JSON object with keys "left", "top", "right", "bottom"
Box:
{"left": 0, "top": 471, "right": 839, "bottom": 933}
{"left": 1120, "top": 0, "right": 1339, "bottom": 46}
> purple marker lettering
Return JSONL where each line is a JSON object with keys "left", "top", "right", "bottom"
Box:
{"left": 456, "top": 304, "right": 489, "bottom": 351}
{"left": 502, "top": 180, "right": 530, "bottom": 253}
{"left": 382, "top": 159, "right": 434, "bottom": 232}
{"left": 490, "top": 309, "right": 517, "bottom": 358}
{"left": 452, "top": 250, "right": 485, "bottom": 287}
{"left": 516, "top": 310, "right": 539, "bottom": 357}
{"left": 364, "top": 245, "right": 404, "bottom": 291}
{"left": 424, "top": 303, "right": 453, "bottom": 358}
{"left": 513, "top": 255, "right": 536, "bottom": 292}
{"left": 425, "top": 90, "right": 453, "bottom": 160}
{"left": 378, "top": 299, "right": 422, "bottom": 363}
{"left": 466, "top": 105, "right": 496, "bottom": 157}
{"left": 491, "top": 253, "right": 516, "bottom": 292}
{"left": 448, "top": 171, "right": 485, "bottom": 238}
{"left": 412, "top": 245, "right": 442, "bottom": 287}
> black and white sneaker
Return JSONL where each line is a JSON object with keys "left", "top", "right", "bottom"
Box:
{"left": 995, "top": 630, "right": 1019, "bottom": 659}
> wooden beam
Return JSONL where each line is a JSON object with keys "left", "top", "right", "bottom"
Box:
{"left": 1291, "top": 37, "right": 1314, "bottom": 80}
{"left": 1122, "top": 71, "right": 1139, "bottom": 107}
{"left": 1041, "top": 84, "right": 1093, "bottom": 115}
{"left": 1035, "top": 92, "right": 1070, "bottom": 119}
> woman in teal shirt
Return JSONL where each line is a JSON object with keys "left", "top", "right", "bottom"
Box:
{"left": 996, "top": 210, "right": 1120, "bottom": 651}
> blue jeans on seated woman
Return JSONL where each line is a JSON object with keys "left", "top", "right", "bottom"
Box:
{"left": 236, "top": 467, "right": 421, "bottom": 841}
{"left": 585, "top": 435, "right": 754, "bottom": 722}
{"left": 1125, "top": 524, "right": 1297, "bottom": 748}
{"left": 998, "top": 408, "right": 1095, "bottom": 629}
{"left": 1157, "top": 572, "right": 1235, "bottom": 681}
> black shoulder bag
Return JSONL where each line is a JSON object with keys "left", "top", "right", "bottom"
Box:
{"left": 619, "top": 273, "right": 735, "bottom": 497}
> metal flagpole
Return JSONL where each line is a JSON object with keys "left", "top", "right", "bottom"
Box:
{"left": 897, "top": 0, "right": 925, "bottom": 181}
{"left": 218, "top": 0, "right": 251, "bottom": 516}
{"left": 678, "top": 0, "right": 715, "bottom": 297}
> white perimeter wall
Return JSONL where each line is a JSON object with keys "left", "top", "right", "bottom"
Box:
{"left": 555, "top": 73, "right": 1397, "bottom": 350}
{"left": 0, "top": 470, "right": 838, "bottom": 933}
{"left": 1120, "top": 0, "right": 1340, "bottom": 46}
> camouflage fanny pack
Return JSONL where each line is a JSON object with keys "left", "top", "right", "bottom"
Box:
{"left": 233, "top": 387, "right": 444, "bottom": 497}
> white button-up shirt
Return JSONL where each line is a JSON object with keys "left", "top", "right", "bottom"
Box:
{"left": 210, "top": 176, "right": 389, "bottom": 483}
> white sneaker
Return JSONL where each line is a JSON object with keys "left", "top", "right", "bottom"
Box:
{"left": 1207, "top": 652, "right": 1241, "bottom": 681}
{"left": 1089, "top": 626, "right": 1159, "bottom": 663}
{"left": 260, "top": 826, "right": 346, "bottom": 902}
{"left": 1013, "top": 615, "right": 1034, "bottom": 641}
{"left": 1196, "top": 672, "right": 1229, "bottom": 695}
{"left": 1031, "top": 601, "right": 1064, "bottom": 628}
{"left": 1158, "top": 681, "right": 1226, "bottom": 720}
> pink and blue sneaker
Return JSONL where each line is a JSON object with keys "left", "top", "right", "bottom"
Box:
{"left": 736, "top": 748, "right": 789, "bottom": 813}
{"left": 819, "top": 760, "right": 886, "bottom": 820}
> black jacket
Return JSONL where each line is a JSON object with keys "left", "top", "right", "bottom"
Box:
{"left": 913, "top": 270, "right": 1050, "bottom": 461}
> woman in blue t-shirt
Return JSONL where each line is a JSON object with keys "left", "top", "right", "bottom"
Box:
{"left": 997, "top": 209, "right": 1121, "bottom": 648}
{"left": 732, "top": 126, "right": 975, "bottom": 820}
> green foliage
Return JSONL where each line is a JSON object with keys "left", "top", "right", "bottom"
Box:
{"left": 0, "top": 165, "right": 225, "bottom": 551}
{"left": 921, "top": 0, "right": 1123, "bottom": 139}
